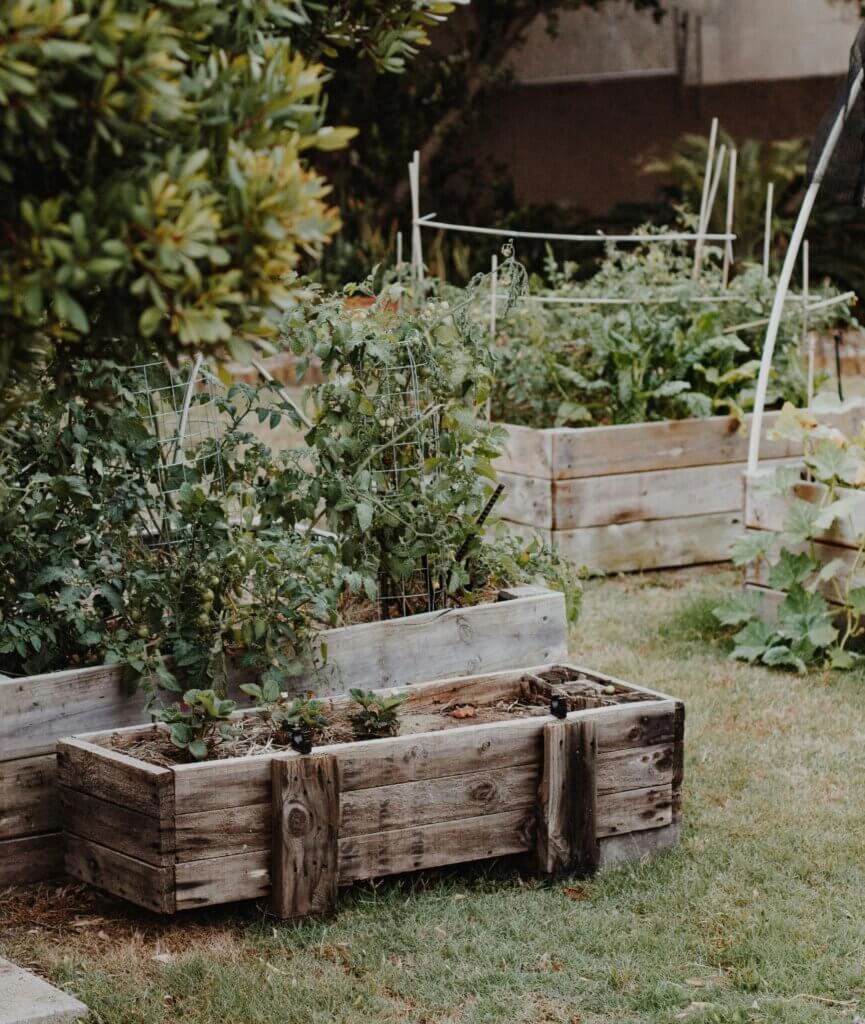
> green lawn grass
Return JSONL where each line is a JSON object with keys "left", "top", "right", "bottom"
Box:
{"left": 4, "top": 567, "right": 865, "bottom": 1024}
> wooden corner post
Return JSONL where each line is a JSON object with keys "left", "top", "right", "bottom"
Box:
{"left": 271, "top": 754, "right": 340, "bottom": 921}
{"left": 537, "top": 718, "right": 598, "bottom": 878}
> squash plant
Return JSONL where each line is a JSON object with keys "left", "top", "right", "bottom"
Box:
{"left": 490, "top": 235, "right": 855, "bottom": 429}
{"left": 715, "top": 404, "right": 865, "bottom": 672}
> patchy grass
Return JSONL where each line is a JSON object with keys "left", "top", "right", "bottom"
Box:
{"left": 5, "top": 566, "right": 865, "bottom": 1023}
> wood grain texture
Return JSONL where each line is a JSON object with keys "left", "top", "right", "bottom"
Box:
{"left": 175, "top": 803, "right": 270, "bottom": 862}
{"left": 307, "top": 589, "right": 567, "bottom": 693}
{"left": 596, "top": 744, "right": 675, "bottom": 795}
{"left": 0, "top": 833, "right": 63, "bottom": 886}
{"left": 337, "top": 807, "right": 536, "bottom": 884}
{"left": 57, "top": 738, "right": 174, "bottom": 820}
{"left": 175, "top": 850, "right": 270, "bottom": 909}
{"left": 498, "top": 471, "right": 554, "bottom": 529}
{"left": 0, "top": 664, "right": 147, "bottom": 762}
{"left": 59, "top": 786, "right": 173, "bottom": 866}
{"left": 64, "top": 834, "right": 175, "bottom": 913}
{"left": 340, "top": 764, "right": 539, "bottom": 838}
{"left": 573, "top": 719, "right": 599, "bottom": 876}
{"left": 0, "top": 754, "right": 58, "bottom": 839}
{"left": 271, "top": 755, "right": 339, "bottom": 920}
{"left": 536, "top": 719, "right": 579, "bottom": 876}
{"left": 548, "top": 512, "right": 743, "bottom": 574}
{"left": 596, "top": 785, "right": 673, "bottom": 838}
{"left": 495, "top": 424, "right": 554, "bottom": 477}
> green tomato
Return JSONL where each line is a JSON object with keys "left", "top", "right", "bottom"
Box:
{"left": 136, "top": 625, "right": 149, "bottom": 639}
{"left": 201, "top": 588, "right": 215, "bottom": 603}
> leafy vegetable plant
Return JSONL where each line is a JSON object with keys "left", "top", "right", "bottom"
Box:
{"left": 714, "top": 403, "right": 865, "bottom": 672}
{"left": 490, "top": 232, "right": 854, "bottom": 429}
{"left": 349, "top": 688, "right": 408, "bottom": 739}
{"left": 153, "top": 689, "right": 237, "bottom": 761}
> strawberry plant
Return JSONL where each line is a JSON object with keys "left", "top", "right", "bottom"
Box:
{"left": 714, "top": 404, "right": 865, "bottom": 672}
{"left": 240, "top": 680, "right": 330, "bottom": 744}
{"left": 152, "top": 689, "right": 237, "bottom": 761}
{"left": 349, "top": 688, "right": 408, "bottom": 739}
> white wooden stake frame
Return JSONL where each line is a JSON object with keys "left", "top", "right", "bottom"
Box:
{"left": 748, "top": 67, "right": 865, "bottom": 473}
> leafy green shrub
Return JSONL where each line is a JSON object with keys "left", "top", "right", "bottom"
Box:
{"left": 0, "top": 361, "right": 344, "bottom": 691}
{"left": 715, "top": 403, "right": 865, "bottom": 672}
{"left": 283, "top": 264, "right": 581, "bottom": 621}
{"left": 490, "top": 237, "right": 855, "bottom": 429}
{"left": 349, "top": 688, "right": 408, "bottom": 739}
{"left": 0, "top": 0, "right": 464, "bottom": 418}
{"left": 153, "top": 688, "right": 237, "bottom": 761}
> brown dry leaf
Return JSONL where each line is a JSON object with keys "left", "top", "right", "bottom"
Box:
{"left": 71, "top": 916, "right": 106, "bottom": 929}
{"left": 563, "top": 885, "right": 589, "bottom": 901}
{"left": 451, "top": 705, "right": 476, "bottom": 719}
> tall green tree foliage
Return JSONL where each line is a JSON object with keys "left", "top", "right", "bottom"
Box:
{"left": 0, "top": 0, "right": 460, "bottom": 418}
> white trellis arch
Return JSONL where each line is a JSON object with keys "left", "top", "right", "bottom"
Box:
{"left": 747, "top": 59, "right": 865, "bottom": 473}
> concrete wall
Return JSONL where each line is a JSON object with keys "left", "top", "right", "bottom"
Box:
{"left": 513, "top": 0, "right": 859, "bottom": 87}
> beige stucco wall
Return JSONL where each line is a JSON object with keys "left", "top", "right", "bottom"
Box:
{"left": 514, "top": 0, "right": 860, "bottom": 87}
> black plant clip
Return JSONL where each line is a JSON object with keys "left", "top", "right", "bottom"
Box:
{"left": 291, "top": 728, "right": 312, "bottom": 755}
{"left": 550, "top": 695, "right": 568, "bottom": 720}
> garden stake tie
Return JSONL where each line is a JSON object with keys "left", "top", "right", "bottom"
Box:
{"left": 454, "top": 483, "right": 505, "bottom": 565}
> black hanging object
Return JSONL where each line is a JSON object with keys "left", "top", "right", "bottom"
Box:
{"left": 550, "top": 695, "right": 568, "bottom": 720}
{"left": 291, "top": 728, "right": 312, "bottom": 755}
{"left": 835, "top": 331, "right": 845, "bottom": 402}
{"left": 807, "top": 23, "right": 865, "bottom": 207}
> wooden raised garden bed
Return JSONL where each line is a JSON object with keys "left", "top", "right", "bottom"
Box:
{"left": 1, "top": 585, "right": 565, "bottom": 887}
{"left": 496, "top": 408, "right": 864, "bottom": 574}
{"left": 57, "top": 663, "right": 684, "bottom": 917}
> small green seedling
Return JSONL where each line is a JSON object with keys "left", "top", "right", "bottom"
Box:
{"left": 241, "top": 680, "right": 329, "bottom": 744}
{"left": 349, "top": 688, "right": 408, "bottom": 739}
{"left": 152, "top": 688, "right": 237, "bottom": 761}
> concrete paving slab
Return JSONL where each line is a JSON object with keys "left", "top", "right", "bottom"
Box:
{"left": 0, "top": 959, "right": 87, "bottom": 1024}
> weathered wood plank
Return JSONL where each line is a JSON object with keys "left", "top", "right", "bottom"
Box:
{"left": 552, "top": 462, "right": 746, "bottom": 530}
{"left": 271, "top": 754, "right": 339, "bottom": 920}
{"left": 495, "top": 424, "right": 554, "bottom": 478}
{"left": 0, "top": 664, "right": 147, "bottom": 762}
{"left": 57, "top": 739, "right": 174, "bottom": 820}
{"left": 0, "top": 754, "right": 58, "bottom": 839}
{"left": 175, "top": 850, "right": 269, "bottom": 910}
{"left": 596, "top": 785, "right": 673, "bottom": 838}
{"left": 0, "top": 833, "right": 63, "bottom": 886}
{"left": 64, "top": 834, "right": 175, "bottom": 913}
{"left": 175, "top": 803, "right": 270, "bottom": 862}
{"left": 573, "top": 719, "right": 599, "bottom": 876}
{"left": 341, "top": 764, "right": 539, "bottom": 839}
{"left": 598, "top": 822, "right": 681, "bottom": 869}
{"left": 498, "top": 471, "right": 554, "bottom": 530}
{"left": 548, "top": 512, "right": 743, "bottom": 574}
{"left": 337, "top": 807, "right": 536, "bottom": 884}
{"left": 537, "top": 719, "right": 579, "bottom": 876}
{"left": 59, "top": 786, "right": 173, "bottom": 867}
{"left": 596, "top": 744, "right": 675, "bottom": 795}
{"left": 308, "top": 589, "right": 567, "bottom": 693}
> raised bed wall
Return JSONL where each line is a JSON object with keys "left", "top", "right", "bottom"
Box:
{"left": 0, "top": 586, "right": 566, "bottom": 887}
{"left": 496, "top": 406, "right": 865, "bottom": 574}
{"left": 57, "top": 663, "right": 685, "bottom": 917}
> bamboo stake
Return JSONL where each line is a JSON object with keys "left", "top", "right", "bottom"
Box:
{"left": 409, "top": 151, "right": 424, "bottom": 286}
{"left": 692, "top": 117, "right": 719, "bottom": 280}
{"left": 722, "top": 148, "right": 737, "bottom": 288}
{"left": 486, "top": 253, "right": 498, "bottom": 422}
